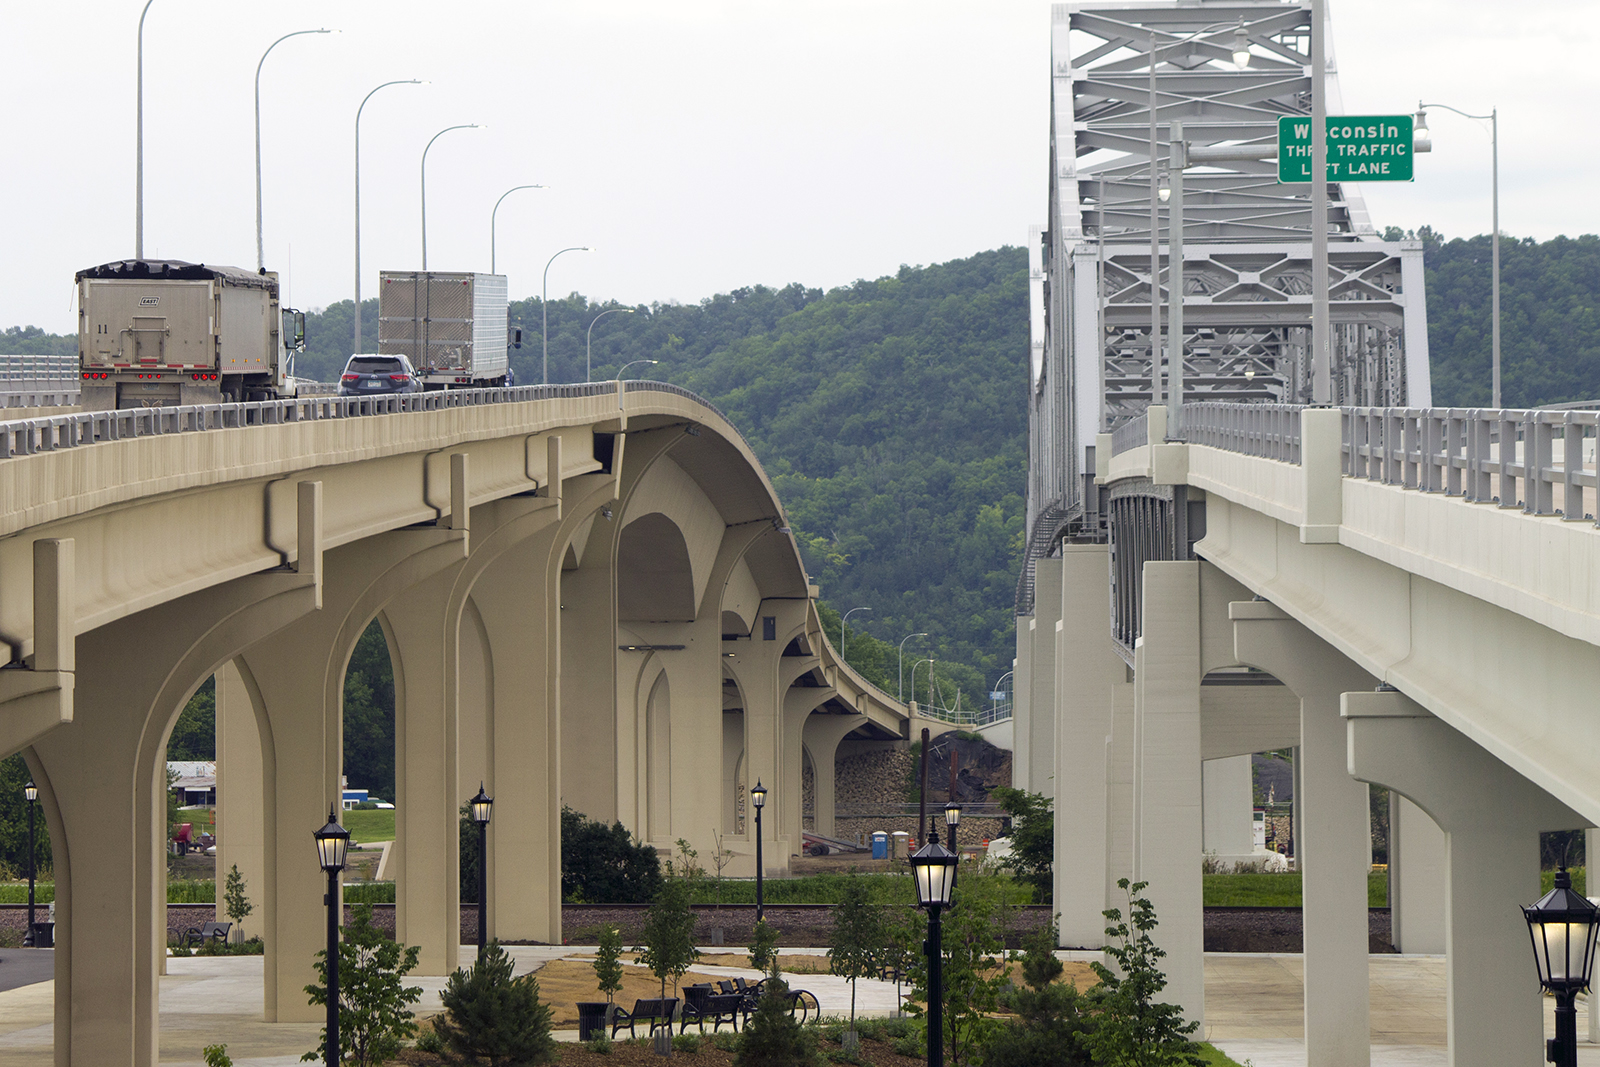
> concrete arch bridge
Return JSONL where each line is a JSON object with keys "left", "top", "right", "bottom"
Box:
{"left": 0, "top": 381, "right": 910, "bottom": 1066}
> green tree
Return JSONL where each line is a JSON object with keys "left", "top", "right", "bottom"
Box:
{"left": 905, "top": 873, "right": 1013, "bottom": 1067}
{"left": 222, "top": 864, "right": 253, "bottom": 939}
{"left": 638, "top": 875, "right": 699, "bottom": 1000}
{"left": 0, "top": 753, "right": 50, "bottom": 877}
{"left": 1083, "top": 879, "right": 1205, "bottom": 1067}
{"left": 747, "top": 917, "right": 780, "bottom": 974}
{"left": 342, "top": 621, "right": 396, "bottom": 803}
{"left": 167, "top": 678, "right": 216, "bottom": 761}
{"left": 559, "top": 806, "right": 663, "bottom": 903}
{"left": 826, "top": 874, "right": 883, "bottom": 1034}
{"left": 432, "top": 941, "right": 556, "bottom": 1066}
{"left": 594, "top": 925, "right": 624, "bottom": 1008}
{"left": 301, "top": 903, "right": 423, "bottom": 1067}
{"left": 733, "top": 966, "right": 821, "bottom": 1067}
{"left": 992, "top": 787, "right": 1054, "bottom": 903}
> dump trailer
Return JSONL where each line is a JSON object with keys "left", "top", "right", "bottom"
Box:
{"left": 377, "top": 271, "right": 509, "bottom": 388}
{"left": 76, "top": 259, "right": 304, "bottom": 409}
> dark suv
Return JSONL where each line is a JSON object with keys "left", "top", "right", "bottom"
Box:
{"left": 339, "top": 354, "right": 423, "bottom": 396}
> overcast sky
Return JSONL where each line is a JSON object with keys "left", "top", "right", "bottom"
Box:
{"left": 3, "top": 0, "right": 1594, "bottom": 336}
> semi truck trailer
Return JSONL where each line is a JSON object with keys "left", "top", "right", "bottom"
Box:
{"left": 76, "top": 259, "right": 304, "bottom": 409}
{"left": 377, "top": 271, "right": 510, "bottom": 388}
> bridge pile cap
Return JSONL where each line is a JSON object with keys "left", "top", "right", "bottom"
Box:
{"left": 75, "top": 259, "right": 275, "bottom": 289}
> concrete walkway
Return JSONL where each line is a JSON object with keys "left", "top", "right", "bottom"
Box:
{"left": 2, "top": 948, "right": 1598, "bottom": 1065}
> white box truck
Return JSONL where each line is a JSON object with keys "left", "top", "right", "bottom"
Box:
{"left": 377, "top": 271, "right": 510, "bottom": 388}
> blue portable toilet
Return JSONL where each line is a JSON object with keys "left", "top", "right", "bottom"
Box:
{"left": 871, "top": 831, "right": 889, "bottom": 860}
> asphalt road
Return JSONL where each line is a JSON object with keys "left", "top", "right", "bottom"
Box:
{"left": 0, "top": 949, "right": 52, "bottom": 993}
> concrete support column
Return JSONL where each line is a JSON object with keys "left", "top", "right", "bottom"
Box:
{"left": 238, "top": 528, "right": 465, "bottom": 1021}
{"left": 1131, "top": 560, "right": 1204, "bottom": 1025}
{"left": 384, "top": 566, "right": 466, "bottom": 977}
{"left": 1104, "top": 681, "right": 1136, "bottom": 920}
{"left": 1202, "top": 755, "right": 1255, "bottom": 863}
{"left": 1389, "top": 793, "right": 1446, "bottom": 954}
{"left": 727, "top": 600, "right": 809, "bottom": 877}
{"left": 34, "top": 558, "right": 320, "bottom": 1062}
{"left": 215, "top": 660, "right": 267, "bottom": 945}
{"left": 1346, "top": 690, "right": 1585, "bottom": 1067}
{"left": 1053, "top": 544, "right": 1123, "bottom": 948}
{"left": 804, "top": 713, "right": 867, "bottom": 839}
{"left": 1233, "top": 601, "right": 1375, "bottom": 1067}
{"left": 1021, "top": 557, "right": 1063, "bottom": 795}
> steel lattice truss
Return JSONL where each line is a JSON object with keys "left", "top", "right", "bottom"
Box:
{"left": 1022, "top": 0, "right": 1434, "bottom": 570}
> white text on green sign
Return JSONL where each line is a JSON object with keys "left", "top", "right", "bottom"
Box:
{"left": 1277, "top": 115, "right": 1414, "bottom": 183}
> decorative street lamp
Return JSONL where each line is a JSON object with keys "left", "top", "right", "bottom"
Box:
{"left": 22, "top": 781, "right": 37, "bottom": 948}
{"left": 469, "top": 783, "right": 493, "bottom": 956}
{"left": 1524, "top": 868, "right": 1599, "bottom": 1067}
{"left": 909, "top": 831, "right": 959, "bottom": 1067}
{"left": 750, "top": 781, "right": 767, "bottom": 924}
{"left": 314, "top": 808, "right": 351, "bottom": 1067}
{"left": 943, "top": 800, "right": 962, "bottom": 868}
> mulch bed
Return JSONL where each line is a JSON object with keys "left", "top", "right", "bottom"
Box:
{"left": 1202, "top": 907, "right": 1394, "bottom": 953}
{"left": 393, "top": 1035, "right": 924, "bottom": 1066}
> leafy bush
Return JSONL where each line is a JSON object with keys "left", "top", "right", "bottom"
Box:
{"left": 561, "top": 807, "right": 664, "bottom": 904}
{"left": 1082, "top": 879, "right": 1205, "bottom": 1067}
{"left": 584, "top": 1034, "right": 613, "bottom": 1054}
{"left": 202, "top": 1045, "right": 232, "bottom": 1067}
{"left": 991, "top": 788, "right": 1053, "bottom": 903}
{"left": 344, "top": 882, "right": 398, "bottom": 905}
{"left": 733, "top": 969, "right": 822, "bottom": 1067}
{"left": 594, "top": 925, "right": 623, "bottom": 1006}
{"left": 748, "top": 918, "right": 780, "bottom": 974}
{"left": 673, "top": 1033, "right": 702, "bottom": 1053}
{"left": 432, "top": 941, "right": 556, "bottom": 1066}
{"left": 710, "top": 1031, "right": 740, "bottom": 1052}
{"left": 301, "top": 903, "right": 423, "bottom": 1067}
{"left": 197, "top": 936, "right": 264, "bottom": 956}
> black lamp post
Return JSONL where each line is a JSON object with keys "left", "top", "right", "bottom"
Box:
{"left": 469, "top": 783, "right": 493, "bottom": 956}
{"left": 22, "top": 782, "right": 37, "bottom": 948}
{"left": 750, "top": 781, "right": 767, "bottom": 924}
{"left": 314, "top": 807, "right": 351, "bottom": 1067}
{"left": 910, "top": 831, "right": 959, "bottom": 1067}
{"left": 1524, "top": 868, "right": 1599, "bottom": 1067}
{"left": 943, "top": 800, "right": 962, "bottom": 865}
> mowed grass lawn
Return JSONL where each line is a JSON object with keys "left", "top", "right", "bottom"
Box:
{"left": 1203, "top": 872, "right": 1388, "bottom": 907}
{"left": 342, "top": 808, "right": 395, "bottom": 844}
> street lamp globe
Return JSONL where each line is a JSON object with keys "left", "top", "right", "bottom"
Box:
{"left": 1157, "top": 172, "right": 1171, "bottom": 203}
{"left": 943, "top": 801, "right": 962, "bottom": 833}
{"left": 23, "top": 781, "right": 37, "bottom": 803}
{"left": 1525, "top": 869, "right": 1599, "bottom": 992}
{"left": 314, "top": 808, "right": 351, "bottom": 873}
{"left": 909, "top": 832, "right": 959, "bottom": 909}
{"left": 750, "top": 780, "right": 767, "bottom": 809}
{"left": 1231, "top": 23, "right": 1251, "bottom": 69}
{"left": 470, "top": 783, "right": 494, "bottom": 826}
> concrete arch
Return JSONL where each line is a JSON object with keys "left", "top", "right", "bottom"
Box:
{"left": 618, "top": 514, "right": 697, "bottom": 623}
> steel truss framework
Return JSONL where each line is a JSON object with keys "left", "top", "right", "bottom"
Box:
{"left": 1019, "top": 0, "right": 1434, "bottom": 615}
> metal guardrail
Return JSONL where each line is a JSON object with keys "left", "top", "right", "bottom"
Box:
{"left": 0, "top": 379, "right": 733, "bottom": 462}
{"left": 1345, "top": 406, "right": 1600, "bottom": 524}
{"left": 1110, "top": 412, "right": 1148, "bottom": 457}
{"left": 916, "top": 701, "right": 1012, "bottom": 728}
{"left": 1185, "top": 403, "right": 1302, "bottom": 463}
{"left": 0, "top": 354, "right": 76, "bottom": 381}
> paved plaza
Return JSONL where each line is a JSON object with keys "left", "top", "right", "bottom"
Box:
{"left": 2, "top": 948, "right": 1599, "bottom": 1065}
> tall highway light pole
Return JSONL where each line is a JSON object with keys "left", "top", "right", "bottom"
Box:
{"left": 1415, "top": 103, "right": 1499, "bottom": 407}
{"left": 1310, "top": 0, "right": 1331, "bottom": 404}
{"left": 421, "top": 124, "right": 482, "bottom": 271}
{"left": 841, "top": 607, "right": 871, "bottom": 665}
{"left": 491, "top": 185, "right": 546, "bottom": 275}
{"left": 1146, "top": 20, "right": 1246, "bottom": 427}
{"left": 136, "top": 0, "right": 156, "bottom": 258}
{"left": 256, "top": 29, "right": 332, "bottom": 272}
{"left": 898, "top": 632, "right": 928, "bottom": 700}
{"left": 354, "top": 79, "right": 423, "bottom": 356}
{"left": 586, "top": 308, "right": 635, "bottom": 382}
{"left": 542, "top": 246, "right": 592, "bottom": 383}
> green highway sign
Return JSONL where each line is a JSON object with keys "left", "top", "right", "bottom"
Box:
{"left": 1278, "top": 115, "right": 1414, "bottom": 183}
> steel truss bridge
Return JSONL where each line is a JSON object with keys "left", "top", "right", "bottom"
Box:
{"left": 1021, "top": 0, "right": 1431, "bottom": 613}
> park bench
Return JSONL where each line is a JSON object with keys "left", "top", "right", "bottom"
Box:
{"left": 680, "top": 984, "right": 744, "bottom": 1033}
{"left": 723, "top": 977, "right": 820, "bottom": 1025}
{"left": 610, "top": 996, "right": 678, "bottom": 1039}
{"left": 180, "top": 921, "right": 230, "bottom": 949}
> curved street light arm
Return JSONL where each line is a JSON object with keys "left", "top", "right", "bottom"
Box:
{"left": 898, "top": 631, "right": 928, "bottom": 701}
{"left": 541, "top": 246, "right": 593, "bottom": 384}
{"left": 136, "top": 0, "right": 157, "bottom": 258}
{"left": 420, "top": 124, "right": 481, "bottom": 271}
{"left": 586, "top": 307, "right": 637, "bottom": 383}
{"left": 490, "top": 184, "right": 546, "bottom": 275}
{"left": 354, "top": 79, "right": 424, "bottom": 355}
{"left": 256, "top": 29, "right": 332, "bottom": 271}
